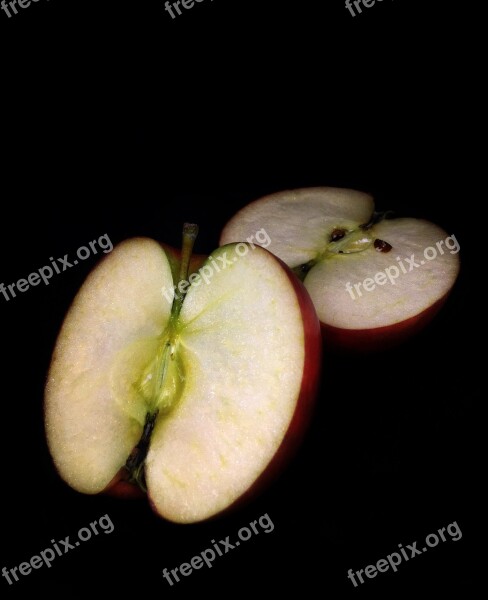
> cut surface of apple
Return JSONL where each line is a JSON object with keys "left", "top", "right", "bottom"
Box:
{"left": 45, "top": 234, "right": 320, "bottom": 523}
{"left": 305, "top": 218, "right": 460, "bottom": 330}
{"left": 220, "top": 188, "right": 460, "bottom": 349}
{"left": 221, "top": 187, "right": 374, "bottom": 269}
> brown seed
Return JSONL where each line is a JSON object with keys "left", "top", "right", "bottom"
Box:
{"left": 374, "top": 239, "right": 393, "bottom": 253}
{"left": 330, "top": 228, "right": 347, "bottom": 242}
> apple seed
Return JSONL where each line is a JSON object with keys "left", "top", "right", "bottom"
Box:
{"left": 330, "top": 228, "right": 347, "bottom": 242}
{"left": 374, "top": 239, "right": 393, "bottom": 253}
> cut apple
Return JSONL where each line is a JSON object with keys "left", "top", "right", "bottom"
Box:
{"left": 220, "top": 188, "right": 460, "bottom": 350}
{"left": 45, "top": 228, "right": 321, "bottom": 523}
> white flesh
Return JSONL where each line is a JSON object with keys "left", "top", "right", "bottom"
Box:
{"left": 45, "top": 239, "right": 173, "bottom": 493}
{"left": 220, "top": 187, "right": 374, "bottom": 268}
{"left": 305, "top": 219, "right": 460, "bottom": 329}
{"left": 146, "top": 245, "right": 305, "bottom": 523}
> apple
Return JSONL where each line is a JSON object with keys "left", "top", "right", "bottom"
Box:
{"left": 45, "top": 225, "right": 321, "bottom": 523}
{"left": 220, "top": 188, "right": 460, "bottom": 351}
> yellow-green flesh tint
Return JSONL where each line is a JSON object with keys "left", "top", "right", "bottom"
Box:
{"left": 45, "top": 240, "right": 306, "bottom": 524}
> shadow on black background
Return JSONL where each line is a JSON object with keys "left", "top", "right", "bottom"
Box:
{"left": 0, "top": 0, "right": 479, "bottom": 597}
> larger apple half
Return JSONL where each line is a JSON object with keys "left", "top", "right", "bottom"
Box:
{"left": 45, "top": 236, "right": 320, "bottom": 523}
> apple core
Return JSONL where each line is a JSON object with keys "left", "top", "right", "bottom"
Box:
{"left": 125, "top": 224, "right": 199, "bottom": 490}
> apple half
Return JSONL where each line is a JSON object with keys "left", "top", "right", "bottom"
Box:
{"left": 220, "top": 188, "right": 460, "bottom": 351}
{"left": 45, "top": 227, "right": 321, "bottom": 523}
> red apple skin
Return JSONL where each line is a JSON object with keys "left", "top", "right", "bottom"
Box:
{"left": 104, "top": 470, "right": 146, "bottom": 499}
{"left": 156, "top": 255, "right": 322, "bottom": 523}
{"left": 322, "top": 293, "right": 451, "bottom": 353}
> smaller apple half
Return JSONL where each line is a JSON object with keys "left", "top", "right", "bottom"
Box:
{"left": 220, "top": 188, "right": 460, "bottom": 351}
{"left": 45, "top": 235, "right": 321, "bottom": 523}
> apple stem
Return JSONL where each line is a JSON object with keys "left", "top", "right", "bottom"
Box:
{"left": 172, "top": 223, "right": 199, "bottom": 319}
{"left": 292, "top": 260, "right": 316, "bottom": 282}
{"left": 125, "top": 411, "right": 159, "bottom": 492}
{"left": 360, "top": 210, "right": 395, "bottom": 230}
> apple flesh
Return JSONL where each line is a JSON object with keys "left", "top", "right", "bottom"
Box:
{"left": 305, "top": 218, "right": 459, "bottom": 351}
{"left": 45, "top": 233, "right": 321, "bottom": 523}
{"left": 220, "top": 188, "right": 460, "bottom": 350}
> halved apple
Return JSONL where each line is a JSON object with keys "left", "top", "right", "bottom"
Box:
{"left": 45, "top": 228, "right": 320, "bottom": 523}
{"left": 220, "top": 187, "right": 460, "bottom": 350}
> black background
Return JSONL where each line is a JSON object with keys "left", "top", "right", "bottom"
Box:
{"left": 0, "top": 0, "right": 480, "bottom": 597}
